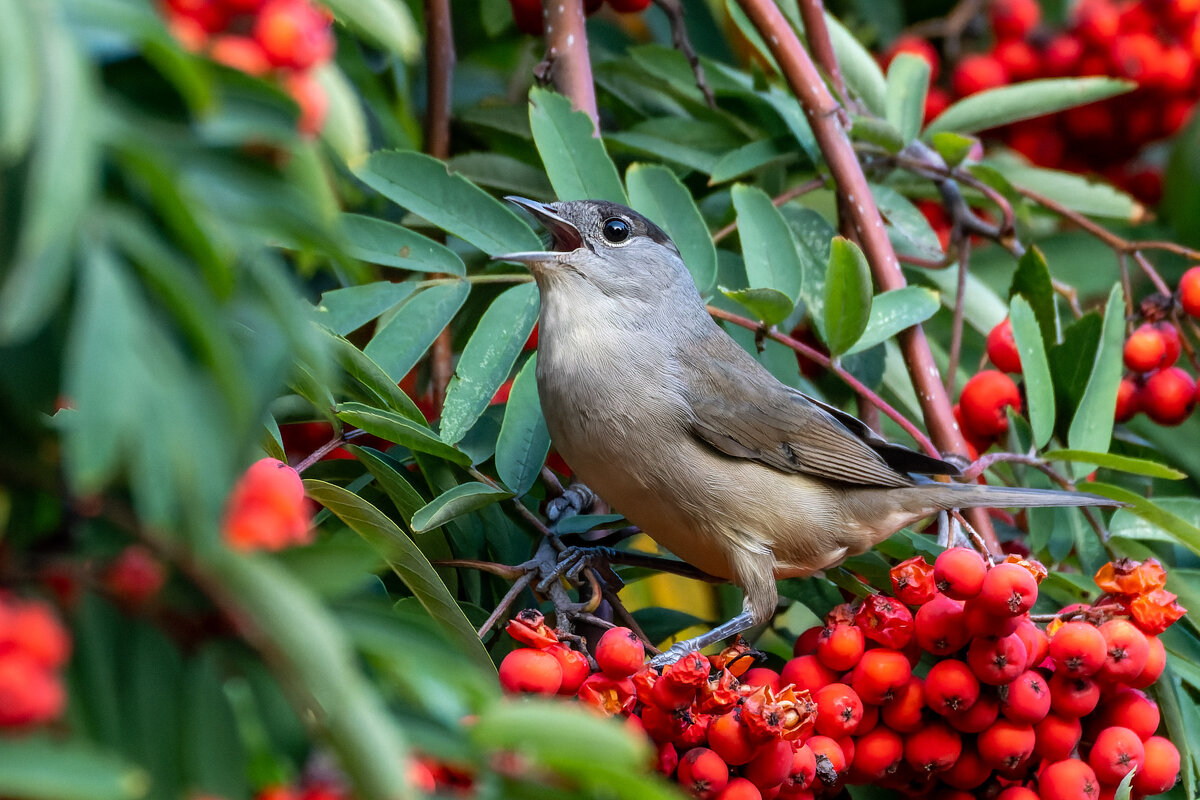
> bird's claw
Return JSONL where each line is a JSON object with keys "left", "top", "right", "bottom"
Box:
{"left": 648, "top": 642, "right": 694, "bottom": 668}
{"left": 535, "top": 545, "right": 621, "bottom": 593}
{"left": 546, "top": 483, "right": 597, "bottom": 524}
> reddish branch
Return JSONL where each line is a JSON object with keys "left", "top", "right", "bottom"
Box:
{"left": 796, "top": 0, "right": 849, "bottom": 116}
{"left": 424, "top": 0, "right": 456, "bottom": 408}
{"left": 539, "top": 0, "right": 600, "bottom": 130}
{"left": 735, "top": 0, "right": 999, "bottom": 550}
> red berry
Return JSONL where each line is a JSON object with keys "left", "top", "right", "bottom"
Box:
{"left": 987, "top": 318, "right": 1022, "bottom": 373}
{"left": 952, "top": 54, "right": 1009, "bottom": 97}
{"left": 990, "top": 0, "right": 1040, "bottom": 40}
{"left": 1014, "top": 616, "right": 1048, "bottom": 670}
{"left": 967, "top": 633, "right": 1027, "bottom": 685}
{"left": 742, "top": 740, "right": 793, "bottom": 791}
{"left": 0, "top": 651, "right": 65, "bottom": 727}
{"left": 741, "top": 667, "right": 781, "bottom": 693}
{"left": 1180, "top": 266, "right": 1200, "bottom": 317}
{"left": 849, "top": 648, "right": 911, "bottom": 704}
{"left": 780, "top": 655, "right": 837, "bottom": 694}
{"left": 707, "top": 711, "right": 760, "bottom": 767}
{"left": 253, "top": 0, "right": 334, "bottom": 70}
{"left": 1043, "top": 34, "right": 1083, "bottom": 76}
{"left": 889, "top": 555, "right": 936, "bottom": 606}
{"left": 1132, "top": 736, "right": 1181, "bottom": 795}
{"left": 1142, "top": 366, "right": 1196, "bottom": 425}
{"left": 793, "top": 625, "right": 822, "bottom": 656}
{"left": 781, "top": 745, "right": 817, "bottom": 793}
{"left": 546, "top": 644, "right": 589, "bottom": 695}
{"left": 1098, "top": 687, "right": 1159, "bottom": 740}
{"left": 940, "top": 746, "right": 991, "bottom": 790}
{"left": 816, "top": 623, "right": 865, "bottom": 672}
{"left": 1049, "top": 672, "right": 1101, "bottom": 718}
{"left": 1075, "top": 0, "right": 1120, "bottom": 45}
{"left": 914, "top": 593, "right": 970, "bottom": 655}
{"left": 978, "top": 563, "right": 1038, "bottom": 617}
{"left": 850, "top": 726, "right": 903, "bottom": 782}
{"left": 925, "top": 660, "right": 980, "bottom": 716}
{"left": 814, "top": 683, "right": 864, "bottom": 738}
{"left": 1000, "top": 669, "right": 1051, "bottom": 724}
{"left": 1050, "top": 621, "right": 1107, "bottom": 678}
{"left": 209, "top": 35, "right": 274, "bottom": 76}
{"left": 1114, "top": 377, "right": 1140, "bottom": 422}
{"left": 978, "top": 718, "right": 1036, "bottom": 771}
{"left": 283, "top": 71, "right": 327, "bottom": 138}
{"left": 714, "top": 777, "right": 760, "bottom": 800}
{"left": 678, "top": 748, "right": 730, "bottom": 800}
{"left": 1158, "top": 323, "right": 1182, "bottom": 368}
{"left": 595, "top": 627, "right": 644, "bottom": 678}
{"left": 1088, "top": 725, "right": 1145, "bottom": 785}
{"left": 1039, "top": 758, "right": 1101, "bottom": 800}
{"left": 1129, "top": 634, "right": 1166, "bottom": 688}
{"left": 960, "top": 370, "right": 1022, "bottom": 438}
{"left": 1123, "top": 324, "right": 1167, "bottom": 373}
{"left": 607, "top": 0, "right": 652, "bottom": 11}
{"left": 994, "top": 39, "right": 1040, "bottom": 82}
{"left": 934, "top": 548, "right": 987, "bottom": 600}
{"left": 880, "top": 676, "right": 924, "bottom": 733}
{"left": 853, "top": 595, "right": 914, "bottom": 649}
{"left": 507, "top": 0, "right": 543, "bottom": 35}
{"left": 1097, "top": 619, "right": 1149, "bottom": 682}
{"left": 103, "top": 545, "right": 166, "bottom": 607}
{"left": 884, "top": 35, "right": 941, "bottom": 82}
{"left": 807, "top": 735, "right": 847, "bottom": 781}
{"left": 498, "top": 648, "right": 562, "bottom": 694}
{"left": 947, "top": 693, "right": 1000, "bottom": 733}
{"left": 903, "top": 721, "right": 961, "bottom": 774}
{"left": 1034, "top": 713, "right": 1083, "bottom": 762}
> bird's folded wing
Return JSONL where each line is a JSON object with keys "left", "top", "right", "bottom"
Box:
{"left": 680, "top": 338, "right": 953, "bottom": 488}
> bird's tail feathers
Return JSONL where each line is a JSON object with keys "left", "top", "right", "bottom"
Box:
{"left": 913, "top": 482, "right": 1122, "bottom": 512}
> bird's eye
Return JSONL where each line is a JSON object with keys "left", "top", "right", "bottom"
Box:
{"left": 602, "top": 217, "right": 631, "bottom": 244}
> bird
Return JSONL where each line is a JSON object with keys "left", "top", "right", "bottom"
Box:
{"left": 496, "top": 196, "right": 1120, "bottom": 665}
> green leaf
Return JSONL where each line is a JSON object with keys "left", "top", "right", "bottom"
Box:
{"left": 336, "top": 402, "right": 471, "bottom": 466}
{"left": 849, "top": 115, "right": 905, "bottom": 153}
{"left": 340, "top": 214, "right": 465, "bottom": 274}
{"left": 1010, "top": 295, "right": 1055, "bottom": 448}
{"left": 448, "top": 152, "right": 554, "bottom": 199}
{"left": 529, "top": 86, "right": 626, "bottom": 204}
{"left": 440, "top": 282, "right": 540, "bottom": 445}
{"left": 1067, "top": 284, "right": 1125, "bottom": 474}
{"left": 820, "top": 11, "right": 888, "bottom": 115}
{"left": 315, "top": 63, "right": 368, "bottom": 166}
{"left": 305, "top": 480, "right": 496, "bottom": 675}
{"left": 731, "top": 184, "right": 805, "bottom": 301}
{"left": 553, "top": 513, "right": 627, "bottom": 535}
{"left": 925, "top": 77, "right": 1133, "bottom": 135}
{"left": 495, "top": 356, "right": 550, "bottom": 497}
{"left": 1002, "top": 162, "right": 1141, "bottom": 221}
{"left": 885, "top": 53, "right": 930, "bottom": 143}
{"left": 929, "top": 132, "right": 978, "bottom": 168}
{"left": 781, "top": 207, "right": 837, "bottom": 339}
{"left": 181, "top": 649, "right": 247, "bottom": 799}
{"left": 0, "top": 0, "right": 37, "bottom": 161}
{"left": 1042, "top": 450, "right": 1186, "bottom": 480}
{"left": 719, "top": 286, "right": 796, "bottom": 326}
{"left": 1089, "top": 484, "right": 1200, "bottom": 556}
{"left": 411, "top": 482, "right": 514, "bottom": 532}
{"left": 0, "top": 738, "right": 146, "bottom": 800}
{"left": 316, "top": 281, "right": 417, "bottom": 336}
{"left": 845, "top": 287, "right": 940, "bottom": 356}
{"left": 364, "top": 281, "right": 471, "bottom": 383}
{"left": 872, "top": 183, "right": 944, "bottom": 262}
{"left": 322, "top": 0, "right": 420, "bottom": 61}
{"left": 326, "top": 331, "right": 426, "bottom": 422}
{"left": 626, "top": 163, "right": 718, "bottom": 295}
{"left": 707, "top": 138, "right": 799, "bottom": 185}
{"left": 356, "top": 150, "right": 541, "bottom": 255}
{"left": 1010, "top": 246, "right": 1058, "bottom": 343}
{"left": 823, "top": 237, "right": 873, "bottom": 356}
{"left": 1113, "top": 766, "right": 1135, "bottom": 800}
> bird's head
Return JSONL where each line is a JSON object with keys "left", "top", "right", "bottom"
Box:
{"left": 495, "top": 197, "right": 696, "bottom": 305}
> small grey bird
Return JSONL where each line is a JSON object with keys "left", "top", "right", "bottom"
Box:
{"left": 497, "top": 196, "right": 1117, "bottom": 664}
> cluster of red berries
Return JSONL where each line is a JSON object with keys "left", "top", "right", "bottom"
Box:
{"left": 506, "top": 0, "right": 652, "bottom": 37}
{"left": 1114, "top": 267, "right": 1200, "bottom": 426}
{"left": 886, "top": 0, "right": 1200, "bottom": 204}
{"left": 159, "top": 0, "right": 334, "bottom": 135}
{"left": 0, "top": 596, "right": 71, "bottom": 728}
{"left": 252, "top": 758, "right": 449, "bottom": 800}
{"left": 222, "top": 457, "right": 314, "bottom": 551}
{"left": 498, "top": 552, "right": 1185, "bottom": 799}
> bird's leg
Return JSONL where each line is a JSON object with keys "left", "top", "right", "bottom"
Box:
{"left": 545, "top": 481, "right": 598, "bottom": 524}
{"left": 649, "top": 549, "right": 776, "bottom": 667}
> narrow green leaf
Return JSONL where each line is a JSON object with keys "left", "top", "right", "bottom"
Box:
{"left": 326, "top": 331, "right": 426, "bottom": 422}
{"left": 1003, "top": 163, "right": 1141, "bottom": 221}
{"left": 719, "top": 286, "right": 796, "bottom": 326}
{"left": 364, "top": 281, "right": 471, "bottom": 383}
{"left": 1067, "top": 284, "right": 1125, "bottom": 474}
{"left": 356, "top": 150, "right": 541, "bottom": 255}
{"left": 316, "top": 281, "right": 417, "bottom": 336}
{"left": 1010, "top": 246, "right": 1058, "bottom": 343}
{"left": 529, "top": 86, "right": 626, "bottom": 204}
{"left": 0, "top": 738, "right": 146, "bottom": 800}
{"left": 707, "top": 138, "right": 798, "bottom": 185}
{"left": 336, "top": 402, "right": 471, "bottom": 466}
{"left": 340, "top": 214, "right": 465, "bottom": 274}
{"left": 885, "top": 53, "right": 930, "bottom": 143}
{"left": 929, "top": 132, "right": 978, "bottom": 168}
{"left": 553, "top": 513, "right": 626, "bottom": 535}
{"left": 1112, "top": 766, "right": 1135, "bottom": 800}
{"left": 314, "top": 63, "right": 368, "bottom": 166}
{"left": 440, "top": 282, "right": 540, "bottom": 445}
{"left": 0, "top": 0, "right": 38, "bottom": 160}
{"left": 411, "top": 482, "right": 513, "bottom": 532}
{"left": 820, "top": 12, "right": 888, "bottom": 115}
{"left": 322, "top": 0, "right": 420, "bottom": 61}
{"left": 845, "top": 287, "right": 940, "bottom": 356}
{"left": 305, "top": 480, "right": 496, "bottom": 675}
{"left": 1042, "top": 450, "right": 1186, "bottom": 480}
{"left": 872, "top": 183, "right": 944, "bottom": 262}
{"left": 495, "top": 356, "right": 550, "bottom": 497}
{"left": 626, "top": 163, "right": 717, "bottom": 295}
{"left": 731, "top": 184, "right": 805, "bottom": 302}
{"left": 925, "top": 77, "right": 1133, "bottom": 135}
{"left": 823, "top": 237, "right": 873, "bottom": 356}
{"left": 1109, "top": 497, "right": 1200, "bottom": 544}
{"left": 448, "top": 152, "right": 554, "bottom": 199}
{"left": 850, "top": 115, "right": 905, "bottom": 153}
{"left": 1010, "top": 295, "right": 1055, "bottom": 448}
{"left": 350, "top": 446, "right": 428, "bottom": 520}
{"left": 1088, "top": 483, "right": 1200, "bottom": 557}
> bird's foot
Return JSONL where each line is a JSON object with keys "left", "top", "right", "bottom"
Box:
{"left": 535, "top": 545, "right": 621, "bottom": 593}
{"left": 648, "top": 641, "right": 695, "bottom": 668}
{"left": 545, "top": 482, "right": 597, "bottom": 525}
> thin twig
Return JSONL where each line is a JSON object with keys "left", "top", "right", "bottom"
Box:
{"left": 945, "top": 236, "right": 971, "bottom": 394}
{"left": 294, "top": 428, "right": 367, "bottom": 473}
{"left": 476, "top": 573, "right": 535, "bottom": 638}
{"left": 653, "top": 0, "right": 715, "bottom": 108}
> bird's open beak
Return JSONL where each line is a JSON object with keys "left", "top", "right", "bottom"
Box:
{"left": 493, "top": 196, "right": 584, "bottom": 264}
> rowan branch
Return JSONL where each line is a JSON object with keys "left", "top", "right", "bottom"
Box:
{"left": 537, "top": 0, "right": 599, "bottom": 130}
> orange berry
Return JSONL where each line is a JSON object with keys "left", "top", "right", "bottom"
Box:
{"left": 1180, "top": 266, "right": 1200, "bottom": 317}
{"left": 1097, "top": 619, "right": 1149, "bottom": 682}
{"left": 1141, "top": 366, "right": 1196, "bottom": 425}
{"left": 934, "top": 547, "right": 987, "bottom": 600}
{"left": 1131, "top": 736, "right": 1181, "bottom": 795}
{"left": 960, "top": 370, "right": 1021, "bottom": 438}
{"left": 283, "top": 71, "right": 327, "bottom": 137}
{"left": 594, "top": 627, "right": 644, "bottom": 678}
{"left": 208, "top": 35, "right": 273, "bottom": 76}
{"left": 498, "top": 648, "right": 562, "bottom": 694}
{"left": 1123, "top": 324, "right": 1167, "bottom": 373}
{"left": 1088, "top": 725, "right": 1144, "bottom": 785}
{"left": 849, "top": 648, "right": 911, "bottom": 704}
{"left": 1050, "top": 621, "right": 1107, "bottom": 678}
{"left": 979, "top": 563, "right": 1038, "bottom": 617}
{"left": 815, "top": 623, "right": 865, "bottom": 672}
{"left": 678, "top": 748, "right": 730, "bottom": 800}
{"left": 979, "top": 718, "right": 1036, "bottom": 771}
{"left": 1034, "top": 713, "right": 1082, "bottom": 762}
{"left": 903, "top": 720, "right": 961, "bottom": 774}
